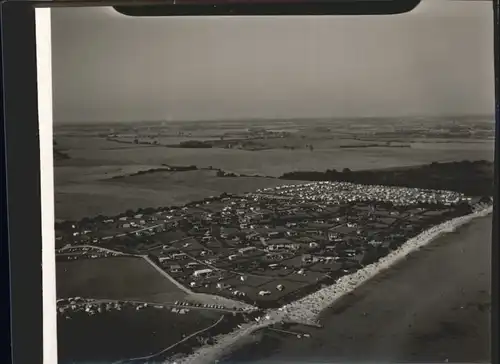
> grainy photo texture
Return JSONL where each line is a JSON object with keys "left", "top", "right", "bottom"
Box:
{"left": 48, "top": 1, "right": 494, "bottom": 363}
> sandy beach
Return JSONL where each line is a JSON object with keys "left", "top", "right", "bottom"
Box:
{"left": 222, "top": 213, "right": 492, "bottom": 364}
{"left": 172, "top": 206, "right": 492, "bottom": 364}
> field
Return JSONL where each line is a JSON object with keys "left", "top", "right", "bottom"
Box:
{"left": 56, "top": 256, "right": 189, "bottom": 303}
{"left": 58, "top": 306, "right": 223, "bottom": 363}
{"left": 55, "top": 170, "right": 293, "bottom": 220}
{"left": 53, "top": 118, "right": 495, "bottom": 221}
{"left": 56, "top": 137, "right": 493, "bottom": 176}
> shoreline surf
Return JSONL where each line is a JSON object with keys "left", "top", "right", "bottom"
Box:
{"left": 167, "top": 205, "right": 492, "bottom": 364}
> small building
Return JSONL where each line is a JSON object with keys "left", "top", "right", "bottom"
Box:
{"left": 216, "top": 283, "right": 231, "bottom": 290}
{"left": 169, "top": 264, "right": 182, "bottom": 273}
{"left": 302, "top": 254, "right": 314, "bottom": 263}
{"left": 193, "top": 268, "right": 213, "bottom": 278}
{"left": 238, "top": 246, "right": 257, "bottom": 255}
{"left": 266, "top": 238, "right": 300, "bottom": 251}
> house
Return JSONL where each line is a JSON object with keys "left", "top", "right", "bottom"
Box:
{"left": 309, "top": 242, "right": 320, "bottom": 249}
{"left": 302, "top": 254, "right": 320, "bottom": 264}
{"left": 266, "top": 238, "right": 300, "bottom": 251}
{"left": 268, "top": 231, "right": 282, "bottom": 239}
{"left": 216, "top": 283, "right": 231, "bottom": 290}
{"left": 238, "top": 246, "right": 257, "bottom": 255}
{"left": 171, "top": 253, "right": 187, "bottom": 260}
{"left": 302, "top": 254, "right": 313, "bottom": 263}
{"left": 169, "top": 264, "right": 182, "bottom": 273}
{"left": 265, "top": 253, "right": 284, "bottom": 261}
{"left": 193, "top": 268, "right": 213, "bottom": 278}
{"left": 305, "top": 230, "right": 323, "bottom": 237}
{"left": 296, "top": 236, "right": 316, "bottom": 244}
{"left": 245, "top": 232, "right": 260, "bottom": 241}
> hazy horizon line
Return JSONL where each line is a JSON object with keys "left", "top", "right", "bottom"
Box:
{"left": 53, "top": 114, "right": 496, "bottom": 127}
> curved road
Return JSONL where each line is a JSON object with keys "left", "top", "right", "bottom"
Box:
{"left": 224, "top": 215, "right": 492, "bottom": 363}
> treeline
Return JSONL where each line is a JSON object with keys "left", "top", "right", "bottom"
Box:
{"left": 109, "top": 164, "right": 271, "bottom": 180}
{"left": 216, "top": 170, "right": 270, "bottom": 178}
{"left": 279, "top": 160, "right": 493, "bottom": 197}
{"left": 110, "top": 165, "right": 198, "bottom": 179}
{"left": 55, "top": 192, "right": 237, "bottom": 230}
{"left": 173, "top": 140, "right": 213, "bottom": 148}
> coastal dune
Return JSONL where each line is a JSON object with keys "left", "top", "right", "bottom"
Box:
{"left": 172, "top": 206, "right": 493, "bottom": 364}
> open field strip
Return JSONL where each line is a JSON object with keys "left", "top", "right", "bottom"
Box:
{"left": 57, "top": 245, "right": 255, "bottom": 310}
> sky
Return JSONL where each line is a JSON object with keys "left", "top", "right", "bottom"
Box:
{"left": 50, "top": 0, "right": 495, "bottom": 123}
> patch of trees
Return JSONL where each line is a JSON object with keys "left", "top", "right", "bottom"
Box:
{"left": 177, "top": 140, "right": 213, "bottom": 148}
{"left": 339, "top": 143, "right": 410, "bottom": 149}
{"left": 111, "top": 165, "right": 199, "bottom": 179}
{"left": 279, "top": 160, "right": 493, "bottom": 196}
{"left": 167, "top": 165, "right": 198, "bottom": 171}
{"left": 111, "top": 167, "right": 171, "bottom": 179}
{"left": 216, "top": 170, "right": 238, "bottom": 177}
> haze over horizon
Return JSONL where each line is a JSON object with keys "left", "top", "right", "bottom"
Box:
{"left": 51, "top": 0, "right": 494, "bottom": 124}
{"left": 53, "top": 114, "right": 496, "bottom": 127}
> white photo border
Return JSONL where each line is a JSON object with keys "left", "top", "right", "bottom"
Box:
{"left": 35, "top": 8, "right": 58, "bottom": 364}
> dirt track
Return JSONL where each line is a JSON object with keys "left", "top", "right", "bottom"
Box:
{"left": 224, "top": 215, "right": 492, "bottom": 363}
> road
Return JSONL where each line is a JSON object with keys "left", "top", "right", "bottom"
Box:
{"left": 116, "top": 315, "right": 225, "bottom": 364}
{"left": 116, "top": 223, "right": 166, "bottom": 237}
{"left": 223, "top": 215, "right": 492, "bottom": 363}
{"left": 142, "top": 255, "right": 195, "bottom": 294}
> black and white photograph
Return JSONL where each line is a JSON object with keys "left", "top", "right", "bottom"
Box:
{"left": 47, "top": 1, "right": 494, "bottom": 363}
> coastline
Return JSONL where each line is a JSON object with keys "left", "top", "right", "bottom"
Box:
{"left": 170, "top": 205, "right": 493, "bottom": 364}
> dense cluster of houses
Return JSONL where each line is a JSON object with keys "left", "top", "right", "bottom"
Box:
{"left": 56, "top": 181, "right": 478, "bottom": 307}
{"left": 256, "top": 181, "right": 474, "bottom": 206}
